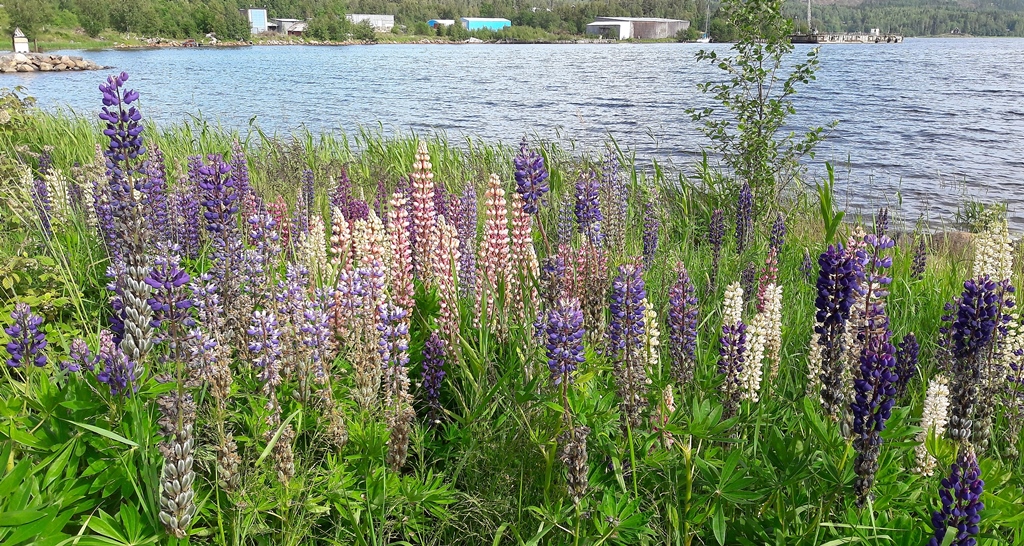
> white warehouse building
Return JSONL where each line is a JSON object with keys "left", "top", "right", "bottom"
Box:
{"left": 585, "top": 17, "right": 689, "bottom": 40}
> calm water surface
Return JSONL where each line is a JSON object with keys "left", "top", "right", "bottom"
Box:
{"left": 12, "top": 39, "right": 1024, "bottom": 228}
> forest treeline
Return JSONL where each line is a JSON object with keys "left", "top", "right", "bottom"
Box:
{"left": 5, "top": 0, "right": 1023, "bottom": 41}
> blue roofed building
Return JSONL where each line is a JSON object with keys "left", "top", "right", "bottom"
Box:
{"left": 239, "top": 8, "right": 269, "bottom": 34}
{"left": 460, "top": 17, "right": 511, "bottom": 31}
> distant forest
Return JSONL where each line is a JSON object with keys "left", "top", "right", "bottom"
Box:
{"left": 6, "top": 0, "right": 1024, "bottom": 40}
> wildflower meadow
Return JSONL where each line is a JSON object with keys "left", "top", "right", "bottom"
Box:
{"left": 1, "top": 69, "right": 1024, "bottom": 545}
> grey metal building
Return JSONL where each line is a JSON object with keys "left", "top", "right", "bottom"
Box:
{"left": 585, "top": 17, "right": 689, "bottom": 40}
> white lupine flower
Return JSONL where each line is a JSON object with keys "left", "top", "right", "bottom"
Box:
{"left": 806, "top": 330, "right": 823, "bottom": 401}
{"left": 914, "top": 375, "right": 951, "bottom": 476}
{"left": 643, "top": 299, "right": 661, "bottom": 369}
{"left": 297, "top": 215, "right": 329, "bottom": 280}
{"left": 741, "top": 322, "right": 766, "bottom": 402}
{"left": 762, "top": 284, "right": 784, "bottom": 378}
{"left": 973, "top": 218, "right": 1013, "bottom": 281}
{"left": 723, "top": 282, "right": 744, "bottom": 326}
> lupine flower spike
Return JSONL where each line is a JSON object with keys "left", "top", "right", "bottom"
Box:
{"left": 928, "top": 447, "right": 984, "bottom": 546}
{"left": 513, "top": 136, "right": 549, "bottom": 215}
{"left": 4, "top": 303, "right": 47, "bottom": 368}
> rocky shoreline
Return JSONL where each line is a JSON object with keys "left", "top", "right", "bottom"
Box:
{"left": 1, "top": 52, "right": 103, "bottom": 73}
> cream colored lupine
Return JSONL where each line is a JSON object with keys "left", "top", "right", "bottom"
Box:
{"left": 351, "top": 209, "right": 388, "bottom": 268}
{"left": 723, "top": 282, "right": 744, "bottom": 327}
{"left": 1000, "top": 308, "right": 1024, "bottom": 372}
{"left": 433, "top": 216, "right": 461, "bottom": 343}
{"left": 4, "top": 167, "right": 37, "bottom": 225}
{"left": 476, "top": 174, "right": 511, "bottom": 329}
{"left": 973, "top": 217, "right": 1013, "bottom": 281}
{"left": 806, "top": 330, "right": 824, "bottom": 401}
{"left": 762, "top": 284, "right": 784, "bottom": 378}
{"left": 658, "top": 384, "right": 676, "bottom": 450}
{"left": 411, "top": 141, "right": 438, "bottom": 279}
{"left": 297, "top": 214, "right": 329, "bottom": 283}
{"left": 740, "top": 322, "right": 765, "bottom": 402}
{"left": 913, "top": 375, "right": 951, "bottom": 476}
{"left": 43, "top": 170, "right": 72, "bottom": 226}
{"left": 643, "top": 298, "right": 661, "bottom": 370}
{"left": 329, "top": 207, "right": 353, "bottom": 270}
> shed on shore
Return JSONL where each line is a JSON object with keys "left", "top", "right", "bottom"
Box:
{"left": 460, "top": 18, "right": 512, "bottom": 31}
{"left": 585, "top": 17, "right": 689, "bottom": 40}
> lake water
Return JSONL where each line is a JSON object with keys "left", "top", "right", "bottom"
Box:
{"left": 11, "top": 39, "right": 1024, "bottom": 229}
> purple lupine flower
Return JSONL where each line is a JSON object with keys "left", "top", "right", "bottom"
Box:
{"left": 800, "top": 248, "right": 814, "bottom": 282}
{"left": 98, "top": 72, "right": 145, "bottom": 208}
{"left": 4, "top": 303, "right": 47, "bottom": 368}
{"left": 37, "top": 150, "right": 53, "bottom": 176}
{"left": 300, "top": 291, "right": 334, "bottom": 385}
{"left": 230, "top": 141, "right": 251, "bottom": 208}
{"left": 546, "top": 297, "right": 585, "bottom": 386}
{"left": 642, "top": 197, "right": 659, "bottom": 270}
{"left": 928, "top": 447, "right": 984, "bottom": 546}
{"left": 552, "top": 198, "right": 573, "bottom": 246}
{"left": 770, "top": 213, "right": 786, "bottom": 252}
{"left": 851, "top": 329, "right": 898, "bottom": 505}
{"left": 199, "top": 155, "right": 238, "bottom": 235}
{"left": 912, "top": 239, "right": 927, "bottom": 280}
{"left": 893, "top": 333, "right": 919, "bottom": 400}
{"left": 140, "top": 144, "right": 170, "bottom": 242}
{"left": 248, "top": 310, "right": 283, "bottom": 388}
{"left": 608, "top": 262, "right": 648, "bottom": 430}
{"left": 433, "top": 182, "right": 450, "bottom": 221}
{"left": 574, "top": 170, "right": 603, "bottom": 246}
{"left": 718, "top": 321, "right": 747, "bottom": 415}
{"left": 667, "top": 262, "right": 699, "bottom": 384}
{"left": 735, "top": 181, "right": 753, "bottom": 254}
{"left": 948, "top": 277, "right": 1000, "bottom": 443}
{"left": 105, "top": 262, "right": 127, "bottom": 346}
{"left": 373, "top": 178, "right": 388, "bottom": 220}
{"left": 421, "top": 331, "right": 447, "bottom": 424}
{"left": 457, "top": 186, "right": 477, "bottom": 300}
{"left": 144, "top": 243, "right": 193, "bottom": 329}
{"left": 348, "top": 199, "right": 370, "bottom": 222}
{"left": 607, "top": 263, "right": 646, "bottom": 358}
{"left": 709, "top": 209, "right": 725, "bottom": 292}
{"left": 875, "top": 207, "right": 889, "bottom": 238}
{"left": 62, "top": 338, "right": 97, "bottom": 373}
{"left": 600, "top": 151, "right": 629, "bottom": 253}
{"left": 31, "top": 176, "right": 53, "bottom": 236}
{"left": 513, "top": 137, "right": 549, "bottom": 215}
{"left": 540, "top": 254, "right": 567, "bottom": 306}
{"left": 301, "top": 169, "right": 315, "bottom": 221}
{"left": 814, "top": 244, "right": 861, "bottom": 417}
{"left": 330, "top": 167, "right": 353, "bottom": 216}
{"left": 95, "top": 330, "right": 138, "bottom": 397}
{"left": 740, "top": 263, "right": 757, "bottom": 305}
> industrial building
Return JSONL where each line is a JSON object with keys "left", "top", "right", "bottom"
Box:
{"left": 428, "top": 19, "right": 456, "bottom": 28}
{"left": 460, "top": 18, "right": 512, "bottom": 31}
{"left": 346, "top": 14, "right": 396, "bottom": 32}
{"left": 584, "top": 17, "right": 689, "bottom": 40}
{"left": 239, "top": 8, "right": 269, "bottom": 34}
{"left": 269, "top": 18, "right": 306, "bottom": 35}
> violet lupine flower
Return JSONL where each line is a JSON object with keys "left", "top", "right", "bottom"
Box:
{"left": 230, "top": 141, "right": 251, "bottom": 210}
{"left": 173, "top": 182, "right": 202, "bottom": 260}
{"left": 708, "top": 209, "right": 725, "bottom": 292}
{"left": 4, "top": 303, "right": 47, "bottom": 368}
{"left": 557, "top": 198, "right": 575, "bottom": 246}
{"left": 513, "top": 137, "right": 549, "bottom": 215}
{"left": 540, "top": 253, "right": 567, "bottom": 306}
{"left": 574, "top": 170, "right": 603, "bottom": 246}
{"left": 302, "top": 169, "right": 315, "bottom": 220}
{"left": 928, "top": 447, "right": 984, "bottom": 546}
{"left": 800, "top": 248, "right": 814, "bottom": 282}
{"left": 373, "top": 178, "right": 387, "bottom": 220}
{"left": 95, "top": 330, "right": 138, "bottom": 397}
{"left": 894, "top": 332, "right": 919, "bottom": 400}
{"left": 140, "top": 144, "right": 169, "bottom": 242}
{"left": 31, "top": 176, "right": 53, "bottom": 236}
{"left": 719, "top": 321, "right": 747, "bottom": 415}
{"left": 600, "top": 151, "right": 629, "bottom": 253}
{"left": 770, "top": 213, "right": 786, "bottom": 252}
{"left": 199, "top": 156, "right": 238, "bottom": 235}
{"left": 875, "top": 207, "right": 889, "bottom": 238}
{"left": 37, "top": 150, "right": 53, "bottom": 176}
{"left": 99, "top": 72, "right": 145, "bottom": 205}
{"left": 348, "top": 200, "right": 370, "bottom": 222}
{"left": 912, "top": 239, "right": 927, "bottom": 280}
{"left": 457, "top": 186, "right": 478, "bottom": 300}
{"left": 735, "top": 181, "right": 753, "bottom": 254}
{"left": 299, "top": 293, "right": 334, "bottom": 386}
{"left": 814, "top": 244, "right": 861, "bottom": 418}
{"left": 62, "top": 338, "right": 97, "bottom": 373}
{"left": 248, "top": 310, "right": 283, "bottom": 389}
{"left": 851, "top": 330, "right": 898, "bottom": 505}
{"left": 740, "top": 263, "right": 757, "bottom": 306}
{"left": 608, "top": 262, "right": 648, "bottom": 430}
{"left": 948, "top": 277, "right": 1000, "bottom": 443}
{"left": 642, "top": 198, "right": 659, "bottom": 270}
{"left": 421, "top": 331, "right": 447, "bottom": 424}
{"left": 144, "top": 244, "right": 193, "bottom": 330}
{"left": 667, "top": 262, "right": 699, "bottom": 384}
{"left": 433, "top": 183, "right": 450, "bottom": 221}
{"left": 546, "top": 297, "right": 585, "bottom": 386}
{"left": 330, "top": 167, "right": 352, "bottom": 215}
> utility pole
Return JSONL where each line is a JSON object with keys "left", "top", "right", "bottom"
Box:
{"left": 807, "top": 0, "right": 811, "bottom": 31}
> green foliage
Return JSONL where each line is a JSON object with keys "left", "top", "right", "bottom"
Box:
{"left": 689, "top": 0, "right": 833, "bottom": 203}
{"left": 4, "top": 0, "right": 54, "bottom": 35}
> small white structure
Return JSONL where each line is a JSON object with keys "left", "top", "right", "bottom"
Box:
{"left": 346, "top": 14, "right": 395, "bottom": 32}
{"left": 13, "top": 28, "right": 29, "bottom": 53}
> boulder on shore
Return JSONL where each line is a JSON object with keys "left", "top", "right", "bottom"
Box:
{"left": 0, "top": 52, "right": 103, "bottom": 74}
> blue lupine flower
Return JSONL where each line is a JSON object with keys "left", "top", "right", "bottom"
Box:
{"left": 928, "top": 447, "right": 984, "bottom": 546}
{"left": 4, "top": 303, "right": 47, "bottom": 368}
{"left": 513, "top": 137, "right": 549, "bottom": 215}
{"left": 545, "top": 297, "right": 585, "bottom": 386}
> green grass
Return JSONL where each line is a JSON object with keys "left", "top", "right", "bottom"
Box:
{"left": 0, "top": 97, "right": 1022, "bottom": 546}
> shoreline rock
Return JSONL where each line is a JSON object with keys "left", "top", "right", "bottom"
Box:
{"left": 0, "top": 52, "right": 103, "bottom": 74}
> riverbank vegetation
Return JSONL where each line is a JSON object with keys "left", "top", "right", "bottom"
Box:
{"left": 3, "top": 0, "right": 1024, "bottom": 545}
{"left": 5, "top": 0, "right": 1023, "bottom": 50}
